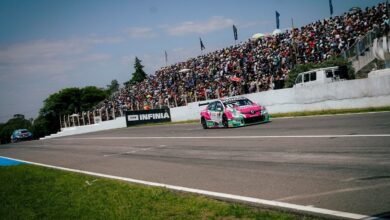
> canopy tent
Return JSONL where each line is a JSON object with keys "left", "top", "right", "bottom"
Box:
{"left": 178, "top": 68, "right": 191, "bottom": 73}
{"left": 251, "top": 33, "right": 265, "bottom": 39}
{"left": 272, "top": 29, "right": 282, "bottom": 35}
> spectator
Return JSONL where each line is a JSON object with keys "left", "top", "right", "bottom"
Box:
{"left": 72, "top": 3, "right": 388, "bottom": 125}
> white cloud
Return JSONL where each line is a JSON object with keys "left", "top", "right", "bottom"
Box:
{"left": 80, "top": 53, "right": 112, "bottom": 63}
{"left": 84, "top": 36, "right": 125, "bottom": 44}
{"left": 239, "top": 20, "right": 272, "bottom": 28}
{"left": 0, "top": 36, "right": 116, "bottom": 80}
{"left": 165, "top": 16, "right": 234, "bottom": 36}
{"left": 124, "top": 27, "right": 156, "bottom": 38}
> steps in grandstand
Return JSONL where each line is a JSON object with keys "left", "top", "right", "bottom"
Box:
{"left": 351, "top": 45, "right": 375, "bottom": 73}
{"left": 344, "top": 30, "right": 385, "bottom": 73}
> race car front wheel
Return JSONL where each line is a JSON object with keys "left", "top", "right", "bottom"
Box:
{"left": 222, "top": 115, "right": 229, "bottom": 128}
{"left": 201, "top": 117, "right": 208, "bottom": 129}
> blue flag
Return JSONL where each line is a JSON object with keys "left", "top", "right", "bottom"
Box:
{"left": 329, "top": 0, "right": 333, "bottom": 16}
{"left": 275, "top": 11, "right": 280, "bottom": 29}
{"left": 233, "top": 25, "right": 238, "bottom": 41}
{"left": 200, "top": 38, "right": 205, "bottom": 50}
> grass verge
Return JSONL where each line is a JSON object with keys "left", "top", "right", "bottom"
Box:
{"left": 0, "top": 164, "right": 319, "bottom": 220}
{"left": 270, "top": 106, "right": 390, "bottom": 118}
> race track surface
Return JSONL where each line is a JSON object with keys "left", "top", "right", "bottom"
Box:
{"left": 1, "top": 112, "right": 390, "bottom": 218}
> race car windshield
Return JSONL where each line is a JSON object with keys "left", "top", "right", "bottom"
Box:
{"left": 224, "top": 99, "right": 253, "bottom": 107}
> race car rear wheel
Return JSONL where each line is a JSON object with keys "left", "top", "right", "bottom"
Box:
{"left": 222, "top": 115, "right": 229, "bottom": 128}
{"left": 201, "top": 117, "right": 208, "bottom": 129}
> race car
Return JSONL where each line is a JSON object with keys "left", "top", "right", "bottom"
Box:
{"left": 199, "top": 97, "right": 270, "bottom": 129}
{"left": 10, "top": 129, "right": 33, "bottom": 143}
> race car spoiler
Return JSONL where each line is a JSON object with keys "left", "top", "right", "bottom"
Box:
{"left": 198, "top": 102, "right": 209, "bottom": 106}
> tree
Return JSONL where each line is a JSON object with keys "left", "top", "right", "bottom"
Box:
{"left": 125, "top": 57, "right": 147, "bottom": 85}
{"left": 80, "top": 86, "right": 108, "bottom": 111}
{"left": 0, "top": 115, "right": 32, "bottom": 144}
{"left": 107, "top": 79, "right": 119, "bottom": 95}
{"left": 34, "top": 86, "right": 108, "bottom": 138}
{"left": 31, "top": 116, "right": 50, "bottom": 139}
{"left": 284, "top": 56, "right": 355, "bottom": 88}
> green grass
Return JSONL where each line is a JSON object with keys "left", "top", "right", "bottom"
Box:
{"left": 0, "top": 165, "right": 319, "bottom": 220}
{"left": 270, "top": 106, "right": 390, "bottom": 118}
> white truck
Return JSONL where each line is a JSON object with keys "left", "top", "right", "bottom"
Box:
{"left": 293, "top": 66, "right": 349, "bottom": 88}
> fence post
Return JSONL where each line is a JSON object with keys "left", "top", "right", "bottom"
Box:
{"left": 81, "top": 112, "right": 85, "bottom": 126}
{"left": 63, "top": 115, "right": 67, "bottom": 128}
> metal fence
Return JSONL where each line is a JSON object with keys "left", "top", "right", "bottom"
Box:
{"left": 343, "top": 28, "right": 383, "bottom": 61}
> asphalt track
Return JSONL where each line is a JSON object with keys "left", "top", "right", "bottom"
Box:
{"left": 1, "top": 112, "right": 390, "bottom": 219}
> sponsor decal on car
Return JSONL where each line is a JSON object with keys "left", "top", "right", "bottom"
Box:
{"left": 200, "top": 97, "right": 270, "bottom": 129}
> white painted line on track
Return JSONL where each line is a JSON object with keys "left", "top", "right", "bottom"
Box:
{"left": 103, "top": 146, "right": 157, "bottom": 157}
{"left": 61, "top": 134, "right": 390, "bottom": 140}
{"left": 0, "top": 155, "right": 371, "bottom": 220}
{"left": 278, "top": 182, "right": 390, "bottom": 202}
{"left": 271, "top": 110, "right": 390, "bottom": 120}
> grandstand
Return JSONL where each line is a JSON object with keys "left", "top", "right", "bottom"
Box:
{"left": 62, "top": 2, "right": 388, "bottom": 128}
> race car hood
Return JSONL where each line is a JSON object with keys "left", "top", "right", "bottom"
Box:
{"left": 230, "top": 104, "right": 262, "bottom": 114}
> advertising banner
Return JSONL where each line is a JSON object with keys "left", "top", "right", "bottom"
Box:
{"left": 125, "top": 109, "right": 171, "bottom": 126}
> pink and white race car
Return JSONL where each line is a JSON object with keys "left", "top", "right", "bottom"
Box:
{"left": 199, "top": 97, "right": 270, "bottom": 129}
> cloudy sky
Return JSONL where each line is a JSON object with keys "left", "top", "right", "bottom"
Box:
{"left": 0, "top": 0, "right": 383, "bottom": 122}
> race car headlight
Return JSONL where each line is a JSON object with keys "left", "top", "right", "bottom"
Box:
{"left": 261, "top": 107, "right": 268, "bottom": 115}
{"left": 231, "top": 110, "right": 240, "bottom": 117}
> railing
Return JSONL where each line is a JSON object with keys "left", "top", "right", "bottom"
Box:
{"left": 344, "top": 29, "right": 376, "bottom": 60}
{"left": 342, "top": 27, "right": 388, "bottom": 72}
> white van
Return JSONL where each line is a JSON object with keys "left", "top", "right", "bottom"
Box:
{"left": 293, "top": 66, "right": 349, "bottom": 88}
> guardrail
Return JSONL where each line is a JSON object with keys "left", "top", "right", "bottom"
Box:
{"left": 342, "top": 28, "right": 387, "bottom": 72}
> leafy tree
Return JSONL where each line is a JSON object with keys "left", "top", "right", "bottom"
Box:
{"left": 0, "top": 115, "right": 32, "bottom": 144}
{"left": 34, "top": 86, "right": 108, "bottom": 138}
{"left": 125, "top": 57, "right": 147, "bottom": 85}
{"left": 0, "top": 123, "right": 4, "bottom": 144}
{"left": 107, "top": 79, "right": 119, "bottom": 95}
{"left": 285, "top": 56, "right": 355, "bottom": 88}
{"left": 31, "top": 116, "right": 50, "bottom": 139}
{"left": 80, "top": 86, "right": 108, "bottom": 111}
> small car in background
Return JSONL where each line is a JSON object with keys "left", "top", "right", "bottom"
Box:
{"left": 199, "top": 97, "right": 270, "bottom": 129}
{"left": 10, "top": 129, "right": 33, "bottom": 143}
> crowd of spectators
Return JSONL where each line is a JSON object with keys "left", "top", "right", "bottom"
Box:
{"left": 66, "top": 3, "right": 389, "bottom": 124}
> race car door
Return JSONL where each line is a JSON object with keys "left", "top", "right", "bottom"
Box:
{"left": 209, "top": 101, "right": 223, "bottom": 124}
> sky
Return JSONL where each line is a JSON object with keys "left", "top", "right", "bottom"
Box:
{"left": 0, "top": 0, "right": 384, "bottom": 122}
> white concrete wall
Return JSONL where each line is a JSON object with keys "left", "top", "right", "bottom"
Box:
{"left": 41, "top": 73, "right": 390, "bottom": 139}
{"left": 171, "top": 74, "right": 390, "bottom": 122}
{"left": 41, "top": 117, "right": 127, "bottom": 140}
